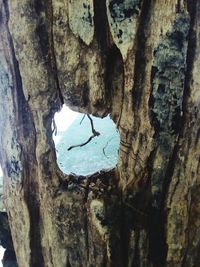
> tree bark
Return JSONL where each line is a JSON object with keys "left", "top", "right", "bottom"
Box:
{"left": 0, "top": 0, "right": 200, "bottom": 266}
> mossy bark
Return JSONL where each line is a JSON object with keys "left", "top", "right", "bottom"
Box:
{"left": 0, "top": 1, "right": 200, "bottom": 267}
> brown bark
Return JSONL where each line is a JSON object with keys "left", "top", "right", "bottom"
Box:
{"left": 0, "top": 0, "right": 200, "bottom": 266}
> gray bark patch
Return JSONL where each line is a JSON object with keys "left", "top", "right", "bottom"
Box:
{"left": 106, "top": 0, "right": 142, "bottom": 59}
{"left": 149, "top": 12, "right": 190, "bottom": 204}
{"left": 68, "top": 0, "right": 94, "bottom": 45}
{"left": 150, "top": 12, "right": 190, "bottom": 136}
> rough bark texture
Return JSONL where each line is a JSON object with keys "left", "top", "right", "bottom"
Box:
{"left": 0, "top": 0, "right": 200, "bottom": 267}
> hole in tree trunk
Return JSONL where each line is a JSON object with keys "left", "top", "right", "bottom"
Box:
{"left": 52, "top": 105, "right": 120, "bottom": 175}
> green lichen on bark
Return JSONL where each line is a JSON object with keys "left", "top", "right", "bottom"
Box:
{"left": 149, "top": 11, "right": 190, "bottom": 205}
{"left": 68, "top": 0, "right": 94, "bottom": 45}
{"left": 151, "top": 12, "right": 190, "bottom": 136}
{"left": 106, "top": 0, "right": 142, "bottom": 60}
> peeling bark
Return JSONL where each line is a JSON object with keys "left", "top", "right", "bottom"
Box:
{"left": 0, "top": 1, "right": 200, "bottom": 267}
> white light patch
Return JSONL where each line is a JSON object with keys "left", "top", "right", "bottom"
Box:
{"left": 54, "top": 105, "right": 79, "bottom": 132}
{"left": 0, "top": 246, "right": 5, "bottom": 267}
{"left": 53, "top": 105, "right": 79, "bottom": 145}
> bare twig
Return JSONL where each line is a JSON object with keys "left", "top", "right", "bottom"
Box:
{"left": 68, "top": 134, "right": 98, "bottom": 150}
{"left": 80, "top": 114, "right": 86, "bottom": 125}
{"left": 68, "top": 114, "right": 100, "bottom": 151}
{"left": 52, "top": 118, "right": 57, "bottom": 136}
{"left": 102, "top": 137, "right": 114, "bottom": 158}
{"left": 87, "top": 114, "right": 96, "bottom": 133}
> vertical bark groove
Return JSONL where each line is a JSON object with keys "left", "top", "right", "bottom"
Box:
{"left": 4, "top": 2, "right": 44, "bottom": 266}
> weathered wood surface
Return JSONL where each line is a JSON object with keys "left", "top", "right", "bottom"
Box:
{"left": 0, "top": 0, "right": 199, "bottom": 266}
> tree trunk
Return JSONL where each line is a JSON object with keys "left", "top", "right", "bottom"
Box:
{"left": 0, "top": 0, "right": 200, "bottom": 266}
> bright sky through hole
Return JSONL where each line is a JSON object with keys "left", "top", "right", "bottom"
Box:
{"left": 53, "top": 105, "right": 120, "bottom": 175}
{"left": 53, "top": 105, "right": 79, "bottom": 145}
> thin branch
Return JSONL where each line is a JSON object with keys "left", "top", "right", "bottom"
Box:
{"left": 68, "top": 134, "right": 98, "bottom": 151}
{"left": 68, "top": 114, "right": 100, "bottom": 151}
{"left": 52, "top": 118, "right": 57, "bottom": 136}
{"left": 87, "top": 114, "right": 95, "bottom": 133}
{"left": 80, "top": 114, "right": 86, "bottom": 125}
{"left": 102, "top": 137, "right": 114, "bottom": 158}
